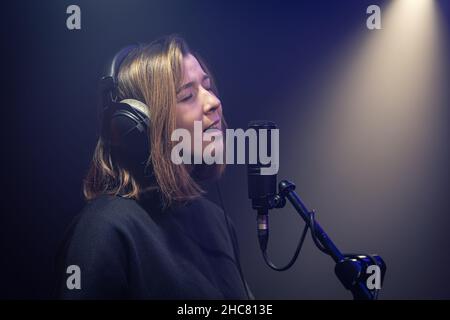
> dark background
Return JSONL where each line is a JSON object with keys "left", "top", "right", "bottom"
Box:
{"left": 1, "top": 0, "right": 449, "bottom": 299}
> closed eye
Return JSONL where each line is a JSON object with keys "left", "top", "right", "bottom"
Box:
{"left": 179, "top": 94, "right": 193, "bottom": 102}
{"left": 177, "top": 75, "right": 212, "bottom": 102}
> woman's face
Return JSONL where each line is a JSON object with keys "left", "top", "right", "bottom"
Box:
{"left": 175, "top": 54, "right": 223, "bottom": 157}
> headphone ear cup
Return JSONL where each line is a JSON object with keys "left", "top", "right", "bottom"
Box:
{"left": 109, "top": 102, "right": 152, "bottom": 177}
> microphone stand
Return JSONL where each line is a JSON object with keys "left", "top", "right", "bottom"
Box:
{"left": 256, "top": 180, "right": 386, "bottom": 300}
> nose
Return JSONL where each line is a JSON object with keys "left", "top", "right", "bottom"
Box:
{"left": 202, "top": 88, "right": 221, "bottom": 115}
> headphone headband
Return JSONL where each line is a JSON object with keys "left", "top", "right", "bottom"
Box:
{"left": 100, "top": 44, "right": 139, "bottom": 106}
{"left": 107, "top": 44, "right": 139, "bottom": 85}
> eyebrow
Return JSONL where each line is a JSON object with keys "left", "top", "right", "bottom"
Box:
{"left": 176, "top": 74, "right": 210, "bottom": 94}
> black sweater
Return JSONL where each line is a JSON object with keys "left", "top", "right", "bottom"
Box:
{"left": 56, "top": 194, "right": 252, "bottom": 299}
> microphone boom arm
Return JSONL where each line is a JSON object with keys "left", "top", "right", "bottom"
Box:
{"left": 259, "top": 179, "right": 387, "bottom": 300}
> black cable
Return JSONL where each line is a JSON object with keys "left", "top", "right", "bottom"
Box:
{"left": 262, "top": 223, "right": 309, "bottom": 271}
{"left": 215, "top": 182, "right": 252, "bottom": 300}
{"left": 260, "top": 206, "right": 329, "bottom": 271}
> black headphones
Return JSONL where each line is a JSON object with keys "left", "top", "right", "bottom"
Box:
{"left": 99, "top": 45, "right": 152, "bottom": 177}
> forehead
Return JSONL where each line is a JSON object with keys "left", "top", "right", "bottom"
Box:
{"left": 182, "top": 54, "right": 206, "bottom": 79}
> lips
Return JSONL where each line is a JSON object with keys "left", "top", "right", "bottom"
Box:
{"left": 203, "top": 120, "right": 220, "bottom": 132}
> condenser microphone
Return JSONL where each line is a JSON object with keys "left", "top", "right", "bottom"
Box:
{"left": 247, "top": 120, "right": 278, "bottom": 252}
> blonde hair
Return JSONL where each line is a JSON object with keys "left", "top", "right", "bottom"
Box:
{"left": 83, "top": 35, "right": 226, "bottom": 207}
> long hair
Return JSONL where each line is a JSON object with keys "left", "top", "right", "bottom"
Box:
{"left": 83, "top": 35, "right": 226, "bottom": 207}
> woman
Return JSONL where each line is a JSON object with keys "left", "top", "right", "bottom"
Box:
{"left": 56, "top": 35, "right": 252, "bottom": 299}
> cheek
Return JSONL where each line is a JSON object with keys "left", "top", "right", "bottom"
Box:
{"left": 175, "top": 104, "right": 203, "bottom": 130}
